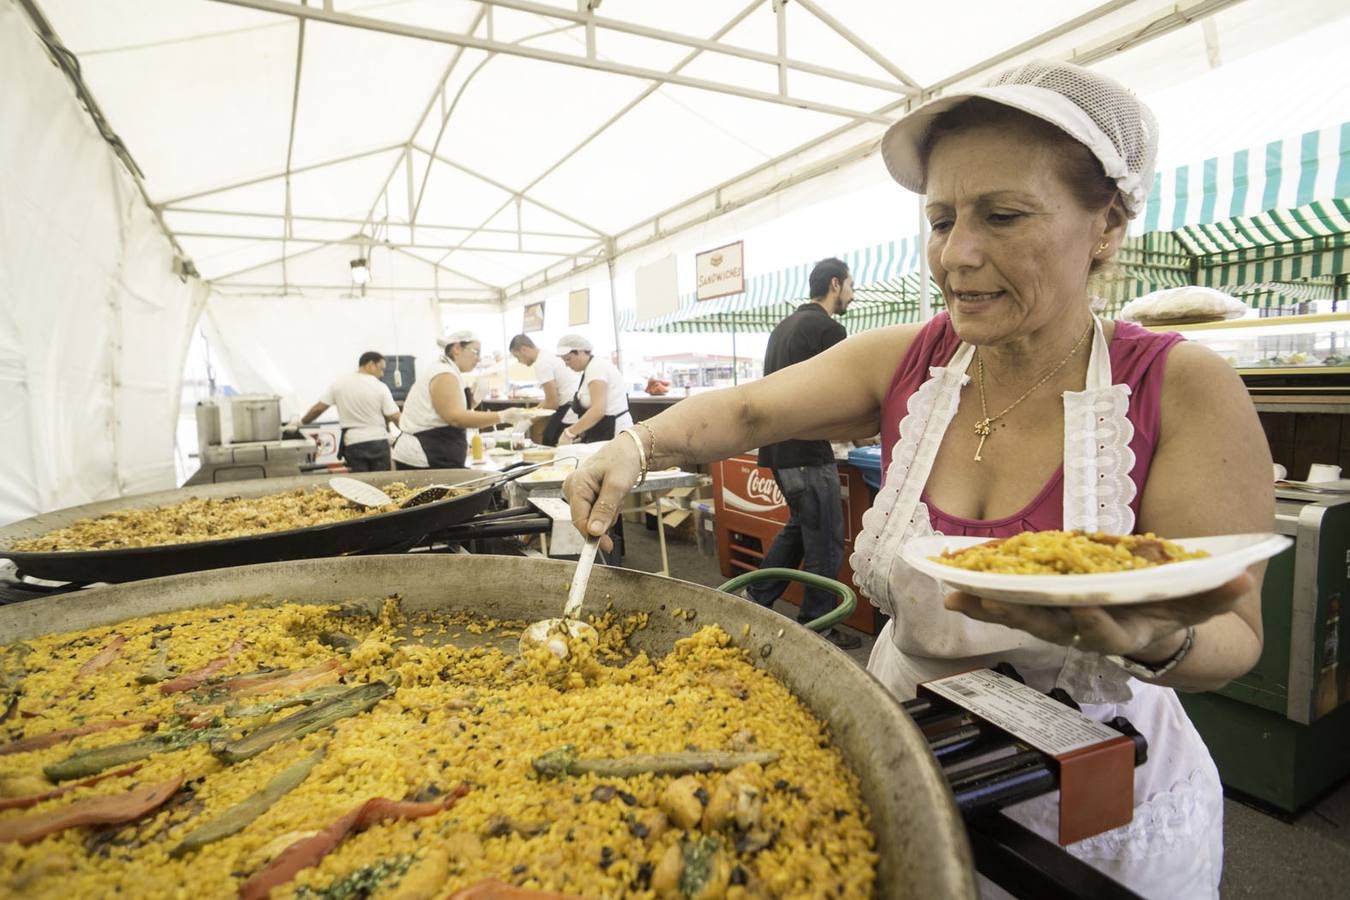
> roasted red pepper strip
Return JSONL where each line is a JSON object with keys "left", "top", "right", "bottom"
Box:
{"left": 0, "top": 775, "right": 182, "bottom": 844}
{"left": 77, "top": 635, "right": 127, "bottom": 678}
{"left": 0, "top": 719, "right": 157, "bottom": 757}
{"left": 238, "top": 783, "right": 470, "bottom": 900}
{"left": 0, "top": 764, "right": 144, "bottom": 812}
{"left": 159, "top": 639, "right": 246, "bottom": 695}
{"left": 446, "top": 882, "right": 586, "bottom": 900}
{"left": 223, "top": 660, "right": 344, "bottom": 699}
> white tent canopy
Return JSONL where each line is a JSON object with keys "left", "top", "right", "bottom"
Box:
{"left": 23, "top": 0, "right": 1345, "bottom": 303}
{"left": 3, "top": 0, "right": 1348, "bottom": 525}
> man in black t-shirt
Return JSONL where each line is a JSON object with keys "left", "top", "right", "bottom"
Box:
{"left": 747, "top": 258, "right": 861, "bottom": 650}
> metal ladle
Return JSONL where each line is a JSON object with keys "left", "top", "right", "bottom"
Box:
{"left": 519, "top": 536, "right": 601, "bottom": 658}
{"left": 330, "top": 462, "right": 549, "bottom": 510}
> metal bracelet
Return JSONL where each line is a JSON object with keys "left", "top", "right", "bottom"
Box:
{"left": 1107, "top": 625, "right": 1196, "bottom": 680}
{"left": 620, "top": 428, "right": 648, "bottom": 489}
{"left": 635, "top": 421, "right": 657, "bottom": 466}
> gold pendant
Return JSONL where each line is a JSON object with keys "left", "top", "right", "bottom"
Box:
{"left": 972, "top": 418, "right": 992, "bottom": 462}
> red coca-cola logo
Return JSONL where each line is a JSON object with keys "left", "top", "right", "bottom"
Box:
{"left": 745, "top": 470, "right": 784, "bottom": 506}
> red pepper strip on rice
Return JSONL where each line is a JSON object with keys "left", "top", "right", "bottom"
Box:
{"left": 0, "top": 764, "right": 144, "bottom": 812}
{"left": 159, "top": 639, "right": 246, "bottom": 695}
{"left": 0, "top": 719, "right": 157, "bottom": 756}
{"left": 77, "top": 635, "right": 127, "bottom": 678}
{"left": 238, "top": 783, "right": 471, "bottom": 900}
{"left": 0, "top": 775, "right": 183, "bottom": 844}
{"left": 221, "top": 660, "right": 344, "bottom": 699}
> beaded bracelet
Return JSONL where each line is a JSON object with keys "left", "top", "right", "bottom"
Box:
{"left": 620, "top": 428, "right": 649, "bottom": 489}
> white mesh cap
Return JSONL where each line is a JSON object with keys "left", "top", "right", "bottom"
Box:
{"left": 555, "top": 334, "right": 593, "bottom": 355}
{"left": 881, "top": 60, "right": 1158, "bottom": 217}
{"left": 436, "top": 328, "right": 480, "bottom": 349}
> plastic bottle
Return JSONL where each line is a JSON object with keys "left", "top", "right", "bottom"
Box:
{"left": 470, "top": 429, "right": 484, "bottom": 462}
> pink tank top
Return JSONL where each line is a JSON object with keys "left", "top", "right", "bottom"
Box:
{"left": 880, "top": 313, "right": 1183, "bottom": 537}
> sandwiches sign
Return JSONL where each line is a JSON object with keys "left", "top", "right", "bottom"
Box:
{"left": 695, "top": 240, "right": 745, "bottom": 302}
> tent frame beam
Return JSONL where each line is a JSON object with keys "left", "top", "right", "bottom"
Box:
{"left": 164, "top": 208, "right": 594, "bottom": 239}
{"left": 435, "top": 0, "right": 765, "bottom": 281}
{"left": 473, "top": 0, "right": 915, "bottom": 95}
{"left": 502, "top": 0, "right": 1254, "bottom": 301}
{"left": 414, "top": 144, "right": 606, "bottom": 238}
{"left": 172, "top": 231, "right": 596, "bottom": 257}
{"left": 157, "top": 143, "right": 406, "bottom": 208}
{"left": 207, "top": 0, "right": 898, "bottom": 124}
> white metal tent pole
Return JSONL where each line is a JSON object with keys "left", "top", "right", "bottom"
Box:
{"left": 607, "top": 243, "right": 623, "bottom": 371}
{"left": 731, "top": 327, "right": 738, "bottom": 386}
{"left": 500, "top": 308, "right": 511, "bottom": 396}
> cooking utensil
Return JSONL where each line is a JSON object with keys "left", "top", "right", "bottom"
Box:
{"left": 0, "top": 555, "right": 977, "bottom": 898}
{"left": 331, "top": 461, "right": 551, "bottom": 511}
{"left": 519, "top": 536, "right": 600, "bottom": 657}
{"left": 0, "top": 470, "right": 494, "bottom": 584}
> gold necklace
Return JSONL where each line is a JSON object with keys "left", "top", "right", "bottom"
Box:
{"left": 972, "top": 320, "right": 1094, "bottom": 462}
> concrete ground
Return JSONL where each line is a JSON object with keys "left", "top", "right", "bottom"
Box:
{"left": 618, "top": 523, "right": 1350, "bottom": 898}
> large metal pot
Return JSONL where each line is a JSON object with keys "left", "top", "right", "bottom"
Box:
{"left": 0, "top": 555, "right": 977, "bottom": 898}
{"left": 0, "top": 469, "right": 498, "bottom": 583}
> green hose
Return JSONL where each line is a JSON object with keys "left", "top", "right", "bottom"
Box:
{"left": 717, "top": 568, "right": 856, "bottom": 633}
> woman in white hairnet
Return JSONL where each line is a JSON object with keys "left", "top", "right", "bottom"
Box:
{"left": 553, "top": 334, "right": 633, "bottom": 446}
{"left": 563, "top": 61, "right": 1272, "bottom": 896}
{"left": 392, "top": 330, "right": 533, "bottom": 469}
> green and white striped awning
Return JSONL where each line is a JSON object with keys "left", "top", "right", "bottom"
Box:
{"left": 1134, "top": 121, "right": 1349, "bottom": 235}
{"left": 618, "top": 236, "right": 929, "bottom": 334}
{"left": 619, "top": 122, "right": 1349, "bottom": 335}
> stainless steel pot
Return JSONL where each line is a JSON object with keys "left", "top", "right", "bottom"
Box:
{"left": 228, "top": 394, "right": 282, "bottom": 443}
{"left": 0, "top": 555, "right": 977, "bottom": 898}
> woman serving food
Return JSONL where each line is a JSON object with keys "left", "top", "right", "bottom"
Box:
{"left": 565, "top": 61, "right": 1273, "bottom": 896}
{"left": 392, "top": 330, "right": 533, "bottom": 469}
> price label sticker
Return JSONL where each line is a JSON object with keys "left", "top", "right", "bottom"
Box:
{"left": 923, "top": 669, "right": 1121, "bottom": 756}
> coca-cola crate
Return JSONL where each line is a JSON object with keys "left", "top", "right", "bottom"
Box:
{"left": 711, "top": 454, "right": 880, "bottom": 635}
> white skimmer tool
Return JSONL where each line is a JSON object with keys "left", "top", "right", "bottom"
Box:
{"left": 520, "top": 536, "right": 601, "bottom": 658}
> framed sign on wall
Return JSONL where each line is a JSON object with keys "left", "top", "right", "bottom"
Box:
{"left": 522, "top": 301, "right": 545, "bottom": 332}
{"left": 695, "top": 240, "right": 744, "bottom": 301}
{"left": 568, "top": 289, "right": 589, "bottom": 326}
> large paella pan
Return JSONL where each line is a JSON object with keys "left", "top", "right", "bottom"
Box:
{"left": 0, "top": 470, "right": 519, "bottom": 584}
{"left": 0, "top": 556, "right": 975, "bottom": 898}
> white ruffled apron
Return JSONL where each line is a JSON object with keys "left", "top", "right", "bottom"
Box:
{"left": 850, "top": 319, "right": 1223, "bottom": 899}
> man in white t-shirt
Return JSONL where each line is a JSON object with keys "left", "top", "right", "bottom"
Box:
{"left": 299, "top": 351, "right": 400, "bottom": 472}
{"left": 509, "top": 333, "right": 580, "bottom": 445}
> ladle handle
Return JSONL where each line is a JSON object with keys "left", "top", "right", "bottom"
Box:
{"left": 563, "top": 537, "right": 600, "bottom": 620}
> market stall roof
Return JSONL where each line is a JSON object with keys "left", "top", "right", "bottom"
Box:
{"left": 21, "top": 0, "right": 1343, "bottom": 304}
{"left": 622, "top": 115, "right": 1350, "bottom": 333}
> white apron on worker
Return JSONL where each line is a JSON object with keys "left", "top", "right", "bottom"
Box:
{"left": 849, "top": 318, "right": 1224, "bottom": 899}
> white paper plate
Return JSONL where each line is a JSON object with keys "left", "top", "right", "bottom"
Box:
{"left": 900, "top": 533, "right": 1292, "bottom": 607}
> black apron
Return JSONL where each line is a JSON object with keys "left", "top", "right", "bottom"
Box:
{"left": 405, "top": 386, "right": 471, "bottom": 469}
{"left": 541, "top": 359, "right": 590, "bottom": 447}
{"left": 571, "top": 364, "right": 631, "bottom": 443}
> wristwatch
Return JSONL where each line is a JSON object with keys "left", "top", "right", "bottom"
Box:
{"left": 1105, "top": 626, "right": 1195, "bottom": 679}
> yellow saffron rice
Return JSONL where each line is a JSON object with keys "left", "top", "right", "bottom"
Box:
{"left": 932, "top": 530, "right": 1208, "bottom": 575}
{"left": 0, "top": 599, "right": 875, "bottom": 899}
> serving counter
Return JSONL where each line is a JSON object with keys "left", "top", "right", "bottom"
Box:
{"left": 1147, "top": 314, "right": 1350, "bottom": 811}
